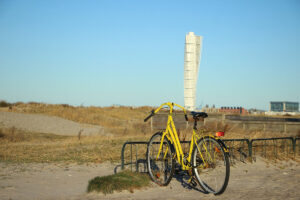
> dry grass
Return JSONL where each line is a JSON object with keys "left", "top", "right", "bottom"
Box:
{"left": 0, "top": 126, "right": 298, "bottom": 164}
{"left": 2, "top": 101, "right": 153, "bottom": 136}
{"left": 251, "top": 139, "right": 295, "bottom": 161}
{"left": 0, "top": 127, "right": 149, "bottom": 164}
{"left": 200, "top": 120, "right": 298, "bottom": 139}
{"left": 2, "top": 101, "right": 298, "bottom": 138}
{"left": 0, "top": 101, "right": 299, "bottom": 164}
{"left": 0, "top": 101, "right": 154, "bottom": 164}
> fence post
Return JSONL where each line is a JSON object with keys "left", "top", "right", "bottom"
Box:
{"left": 130, "top": 144, "right": 133, "bottom": 171}
{"left": 284, "top": 123, "right": 287, "bottom": 134}
{"left": 292, "top": 138, "right": 296, "bottom": 153}
{"left": 248, "top": 140, "right": 253, "bottom": 158}
{"left": 222, "top": 114, "right": 225, "bottom": 125}
{"left": 263, "top": 140, "right": 266, "bottom": 158}
{"left": 136, "top": 145, "right": 138, "bottom": 172}
{"left": 274, "top": 139, "right": 277, "bottom": 159}
{"left": 121, "top": 142, "right": 129, "bottom": 170}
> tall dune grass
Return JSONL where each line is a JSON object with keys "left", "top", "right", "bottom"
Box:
{"left": 1, "top": 101, "right": 299, "bottom": 164}
{"left": 0, "top": 127, "right": 149, "bottom": 163}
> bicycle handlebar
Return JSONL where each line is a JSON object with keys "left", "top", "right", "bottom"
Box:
{"left": 144, "top": 102, "right": 188, "bottom": 122}
{"left": 144, "top": 110, "right": 155, "bottom": 122}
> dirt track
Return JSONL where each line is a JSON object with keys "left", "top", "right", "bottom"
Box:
{"left": 0, "top": 111, "right": 108, "bottom": 136}
{"left": 0, "top": 158, "right": 299, "bottom": 200}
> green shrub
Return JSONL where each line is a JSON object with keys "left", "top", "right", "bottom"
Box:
{"left": 87, "top": 170, "right": 150, "bottom": 194}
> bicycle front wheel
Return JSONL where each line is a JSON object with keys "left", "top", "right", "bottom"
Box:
{"left": 147, "top": 132, "right": 175, "bottom": 186}
{"left": 192, "top": 137, "right": 230, "bottom": 195}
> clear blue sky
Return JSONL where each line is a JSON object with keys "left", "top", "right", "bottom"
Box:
{"left": 0, "top": 0, "right": 299, "bottom": 110}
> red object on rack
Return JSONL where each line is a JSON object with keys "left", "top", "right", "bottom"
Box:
{"left": 216, "top": 131, "right": 225, "bottom": 137}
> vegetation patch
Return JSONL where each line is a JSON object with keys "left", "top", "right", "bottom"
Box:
{"left": 0, "top": 129, "right": 147, "bottom": 163}
{"left": 1, "top": 101, "right": 299, "bottom": 164}
{"left": 0, "top": 100, "right": 13, "bottom": 107}
{"left": 1, "top": 101, "right": 153, "bottom": 136}
{"left": 87, "top": 170, "right": 150, "bottom": 194}
{"left": 0, "top": 127, "right": 68, "bottom": 143}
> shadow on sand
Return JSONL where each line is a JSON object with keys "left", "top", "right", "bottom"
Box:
{"left": 173, "top": 164, "right": 207, "bottom": 194}
{"left": 114, "top": 160, "right": 207, "bottom": 194}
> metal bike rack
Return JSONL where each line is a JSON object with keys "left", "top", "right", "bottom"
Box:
{"left": 121, "top": 139, "right": 258, "bottom": 172}
{"left": 120, "top": 140, "right": 191, "bottom": 171}
{"left": 121, "top": 137, "right": 299, "bottom": 172}
{"left": 250, "top": 137, "right": 295, "bottom": 159}
{"left": 121, "top": 141, "right": 148, "bottom": 171}
{"left": 222, "top": 139, "right": 250, "bottom": 164}
{"left": 295, "top": 137, "right": 300, "bottom": 156}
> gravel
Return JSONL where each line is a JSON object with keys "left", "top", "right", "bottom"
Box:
{"left": 0, "top": 111, "right": 109, "bottom": 136}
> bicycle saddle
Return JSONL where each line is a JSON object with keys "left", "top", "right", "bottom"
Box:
{"left": 190, "top": 111, "right": 208, "bottom": 119}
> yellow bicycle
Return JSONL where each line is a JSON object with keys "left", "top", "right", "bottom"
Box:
{"left": 144, "top": 102, "right": 230, "bottom": 195}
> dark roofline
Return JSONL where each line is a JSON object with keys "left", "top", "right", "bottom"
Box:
{"left": 270, "top": 101, "right": 299, "bottom": 104}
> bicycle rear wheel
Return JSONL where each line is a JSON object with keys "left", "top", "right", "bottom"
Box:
{"left": 192, "top": 137, "right": 230, "bottom": 195}
{"left": 147, "top": 132, "right": 175, "bottom": 186}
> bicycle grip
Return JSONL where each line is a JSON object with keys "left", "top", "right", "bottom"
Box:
{"left": 144, "top": 110, "right": 155, "bottom": 122}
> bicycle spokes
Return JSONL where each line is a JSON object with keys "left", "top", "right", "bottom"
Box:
{"left": 192, "top": 137, "right": 230, "bottom": 195}
{"left": 147, "top": 132, "right": 175, "bottom": 186}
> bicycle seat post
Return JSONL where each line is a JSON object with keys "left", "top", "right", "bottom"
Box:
{"left": 193, "top": 119, "right": 198, "bottom": 130}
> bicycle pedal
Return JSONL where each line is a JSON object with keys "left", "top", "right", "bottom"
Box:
{"left": 188, "top": 177, "right": 197, "bottom": 187}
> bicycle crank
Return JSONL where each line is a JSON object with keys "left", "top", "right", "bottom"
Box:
{"left": 188, "top": 176, "right": 198, "bottom": 187}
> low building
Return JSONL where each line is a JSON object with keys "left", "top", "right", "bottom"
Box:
{"left": 266, "top": 101, "right": 299, "bottom": 116}
{"left": 270, "top": 101, "right": 299, "bottom": 112}
{"left": 219, "top": 106, "right": 248, "bottom": 115}
{"left": 248, "top": 108, "right": 265, "bottom": 115}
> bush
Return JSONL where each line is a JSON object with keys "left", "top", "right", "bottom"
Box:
{"left": 0, "top": 100, "right": 12, "bottom": 107}
{"left": 87, "top": 170, "right": 150, "bottom": 194}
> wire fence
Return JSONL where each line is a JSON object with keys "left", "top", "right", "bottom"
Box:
{"left": 121, "top": 137, "right": 300, "bottom": 172}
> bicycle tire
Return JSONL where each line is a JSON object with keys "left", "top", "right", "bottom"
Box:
{"left": 192, "top": 136, "right": 230, "bottom": 195}
{"left": 147, "top": 132, "right": 175, "bottom": 186}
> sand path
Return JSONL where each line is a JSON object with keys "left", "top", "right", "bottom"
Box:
{"left": 0, "top": 111, "right": 108, "bottom": 136}
{"left": 0, "top": 158, "right": 299, "bottom": 200}
{"left": 0, "top": 162, "right": 115, "bottom": 200}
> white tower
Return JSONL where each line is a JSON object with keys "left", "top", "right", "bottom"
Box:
{"left": 184, "top": 32, "right": 203, "bottom": 111}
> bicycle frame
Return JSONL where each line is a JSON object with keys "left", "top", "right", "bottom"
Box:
{"left": 153, "top": 102, "right": 215, "bottom": 171}
{"left": 147, "top": 102, "right": 230, "bottom": 194}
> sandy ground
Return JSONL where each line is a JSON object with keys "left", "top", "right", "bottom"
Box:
{"left": 0, "top": 162, "right": 116, "bottom": 200}
{"left": 1, "top": 158, "right": 299, "bottom": 200}
{"left": 0, "top": 111, "right": 109, "bottom": 136}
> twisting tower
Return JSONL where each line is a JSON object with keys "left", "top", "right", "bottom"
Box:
{"left": 184, "top": 32, "right": 203, "bottom": 111}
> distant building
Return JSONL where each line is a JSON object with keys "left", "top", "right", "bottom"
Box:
{"left": 248, "top": 108, "right": 265, "bottom": 115}
{"left": 219, "top": 106, "right": 248, "bottom": 115}
{"left": 201, "top": 105, "right": 218, "bottom": 113}
{"left": 270, "top": 101, "right": 299, "bottom": 112}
